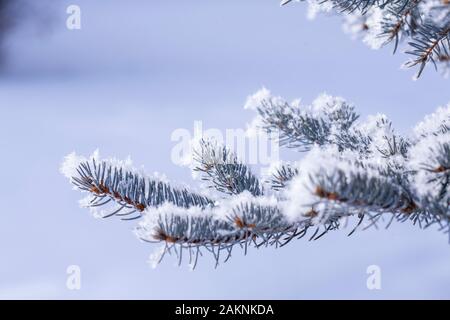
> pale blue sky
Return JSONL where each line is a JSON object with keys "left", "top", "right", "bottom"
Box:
{"left": 0, "top": 0, "right": 449, "bottom": 299}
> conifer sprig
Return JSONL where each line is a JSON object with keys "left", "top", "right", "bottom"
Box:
{"left": 62, "top": 90, "right": 450, "bottom": 267}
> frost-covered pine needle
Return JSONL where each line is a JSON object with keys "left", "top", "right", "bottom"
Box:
{"left": 62, "top": 89, "right": 450, "bottom": 268}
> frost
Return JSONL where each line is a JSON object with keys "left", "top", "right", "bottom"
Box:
{"left": 280, "top": 143, "right": 398, "bottom": 222}
{"left": 61, "top": 150, "right": 171, "bottom": 186}
{"left": 281, "top": 146, "right": 342, "bottom": 221}
{"left": 244, "top": 87, "right": 273, "bottom": 110}
{"left": 215, "top": 190, "right": 278, "bottom": 219}
{"left": 343, "top": 13, "right": 369, "bottom": 40}
{"left": 409, "top": 133, "right": 450, "bottom": 200}
{"left": 280, "top": 0, "right": 450, "bottom": 78}
{"left": 413, "top": 104, "right": 450, "bottom": 138}
{"left": 306, "top": 0, "right": 333, "bottom": 20}
{"left": 60, "top": 150, "right": 99, "bottom": 180}
{"left": 355, "top": 113, "right": 407, "bottom": 166}
{"left": 148, "top": 245, "right": 167, "bottom": 269}
{"left": 362, "top": 8, "right": 386, "bottom": 50}
{"left": 245, "top": 116, "right": 264, "bottom": 139}
{"left": 262, "top": 160, "right": 296, "bottom": 180}
{"left": 419, "top": 0, "right": 450, "bottom": 25}
{"left": 311, "top": 93, "right": 343, "bottom": 113}
{"left": 63, "top": 89, "right": 450, "bottom": 267}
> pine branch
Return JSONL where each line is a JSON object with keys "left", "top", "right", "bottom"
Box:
{"left": 334, "top": 0, "right": 412, "bottom": 13}
{"left": 62, "top": 90, "right": 450, "bottom": 268}
{"left": 282, "top": 0, "right": 450, "bottom": 78}
{"left": 268, "top": 162, "right": 300, "bottom": 190}
{"left": 61, "top": 152, "right": 214, "bottom": 220}
{"left": 378, "top": 0, "right": 422, "bottom": 53}
{"left": 281, "top": 0, "right": 413, "bottom": 12}
{"left": 309, "top": 159, "right": 417, "bottom": 216}
{"left": 404, "top": 23, "right": 450, "bottom": 78}
{"left": 250, "top": 92, "right": 363, "bottom": 152}
{"left": 193, "top": 140, "right": 264, "bottom": 196}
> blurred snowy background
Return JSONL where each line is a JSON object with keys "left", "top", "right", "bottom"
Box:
{"left": 0, "top": 0, "right": 449, "bottom": 299}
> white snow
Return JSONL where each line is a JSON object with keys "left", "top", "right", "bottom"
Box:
{"left": 362, "top": 8, "right": 387, "bottom": 50}
{"left": 343, "top": 13, "right": 369, "bottom": 40}
{"left": 409, "top": 133, "right": 450, "bottom": 200}
{"left": 413, "top": 104, "right": 450, "bottom": 138}
{"left": 60, "top": 150, "right": 99, "bottom": 180}
{"left": 311, "top": 93, "right": 347, "bottom": 115}
{"left": 281, "top": 146, "right": 340, "bottom": 222}
{"left": 244, "top": 87, "right": 273, "bottom": 110}
{"left": 305, "top": 0, "right": 333, "bottom": 20}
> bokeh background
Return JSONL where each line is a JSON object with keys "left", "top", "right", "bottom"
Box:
{"left": 0, "top": 0, "right": 449, "bottom": 299}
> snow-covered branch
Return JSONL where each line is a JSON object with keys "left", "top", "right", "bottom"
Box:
{"left": 61, "top": 151, "right": 214, "bottom": 220}
{"left": 282, "top": 0, "right": 450, "bottom": 78}
{"left": 62, "top": 89, "right": 450, "bottom": 268}
{"left": 192, "top": 140, "right": 264, "bottom": 196}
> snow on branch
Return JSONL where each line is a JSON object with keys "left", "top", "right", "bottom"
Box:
{"left": 61, "top": 151, "right": 214, "bottom": 220}
{"left": 246, "top": 90, "right": 363, "bottom": 152}
{"left": 410, "top": 107, "right": 450, "bottom": 219}
{"left": 281, "top": 0, "right": 450, "bottom": 78}
{"left": 192, "top": 140, "right": 264, "bottom": 196}
{"left": 62, "top": 90, "right": 450, "bottom": 268}
{"left": 281, "top": 147, "right": 417, "bottom": 223}
{"left": 268, "top": 162, "right": 300, "bottom": 190}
